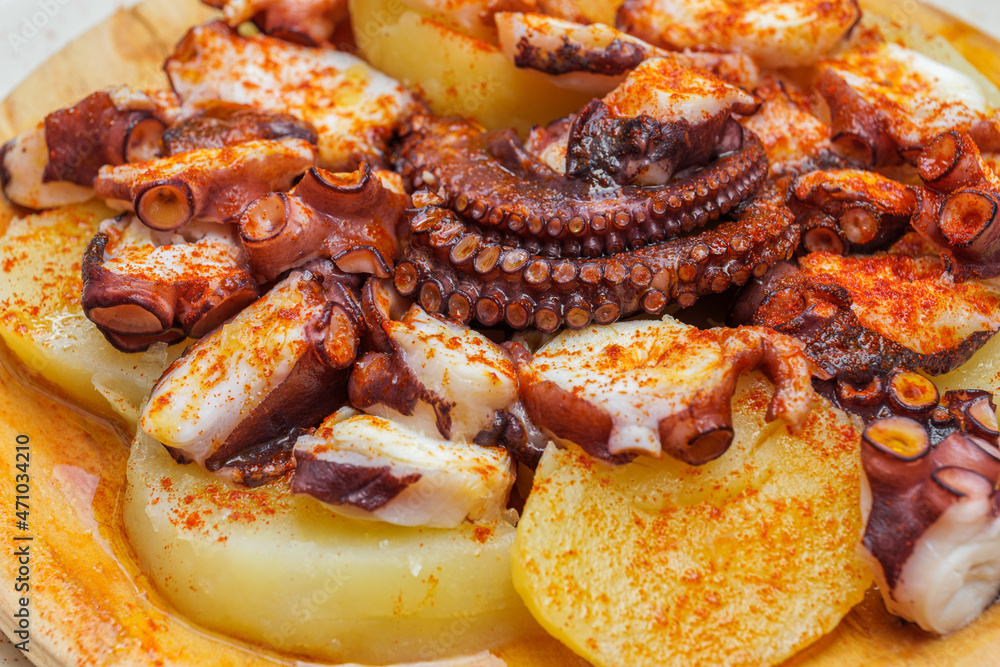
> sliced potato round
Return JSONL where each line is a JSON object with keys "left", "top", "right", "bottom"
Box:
{"left": 512, "top": 372, "right": 871, "bottom": 667}
{"left": 933, "top": 332, "right": 1000, "bottom": 395}
{"left": 124, "top": 430, "right": 543, "bottom": 664}
{"left": 0, "top": 201, "right": 185, "bottom": 423}
{"left": 351, "top": 0, "right": 592, "bottom": 133}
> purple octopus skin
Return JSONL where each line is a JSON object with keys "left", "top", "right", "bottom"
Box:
{"left": 394, "top": 114, "right": 769, "bottom": 258}
{"left": 162, "top": 100, "right": 318, "bottom": 155}
{"left": 239, "top": 163, "right": 407, "bottom": 282}
{"left": 857, "top": 385, "right": 1000, "bottom": 634}
{"left": 42, "top": 89, "right": 168, "bottom": 186}
{"left": 290, "top": 455, "right": 420, "bottom": 511}
{"left": 393, "top": 182, "right": 798, "bottom": 332}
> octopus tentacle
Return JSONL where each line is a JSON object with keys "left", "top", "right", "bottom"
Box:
{"left": 397, "top": 115, "right": 769, "bottom": 256}
{"left": 140, "top": 260, "right": 364, "bottom": 482}
{"left": 162, "top": 101, "right": 318, "bottom": 155}
{"left": 81, "top": 215, "right": 260, "bottom": 351}
{"left": 792, "top": 169, "right": 916, "bottom": 254}
{"left": 239, "top": 164, "right": 408, "bottom": 281}
{"left": 42, "top": 87, "right": 170, "bottom": 186}
{"left": 513, "top": 316, "right": 818, "bottom": 464}
{"left": 94, "top": 138, "right": 317, "bottom": 231}
{"left": 1, "top": 88, "right": 177, "bottom": 210}
{"left": 855, "top": 387, "right": 1000, "bottom": 634}
{"left": 733, "top": 255, "right": 1000, "bottom": 382}
{"left": 912, "top": 131, "right": 1000, "bottom": 280}
{"left": 493, "top": 12, "right": 759, "bottom": 94}
{"left": 394, "top": 186, "right": 797, "bottom": 331}
{"left": 817, "top": 44, "right": 1000, "bottom": 168}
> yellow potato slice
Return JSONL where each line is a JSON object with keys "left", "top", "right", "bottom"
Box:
{"left": 0, "top": 201, "right": 185, "bottom": 423}
{"left": 572, "top": 0, "right": 622, "bottom": 25}
{"left": 125, "top": 430, "right": 545, "bottom": 664}
{"left": 512, "top": 372, "right": 871, "bottom": 667}
{"left": 933, "top": 332, "right": 1000, "bottom": 395}
{"left": 351, "top": 0, "right": 592, "bottom": 133}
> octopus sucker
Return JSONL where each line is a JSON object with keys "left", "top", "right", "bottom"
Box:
{"left": 395, "top": 184, "right": 796, "bottom": 330}
{"left": 238, "top": 163, "right": 408, "bottom": 282}
{"left": 857, "top": 392, "right": 1000, "bottom": 635}
{"left": 13, "top": 0, "right": 1000, "bottom": 657}
{"left": 395, "top": 55, "right": 765, "bottom": 242}
{"left": 94, "top": 138, "right": 317, "bottom": 231}
{"left": 397, "top": 116, "right": 768, "bottom": 254}
{"left": 911, "top": 131, "right": 1000, "bottom": 280}
{"left": 791, "top": 169, "right": 917, "bottom": 255}
{"left": 81, "top": 215, "right": 260, "bottom": 351}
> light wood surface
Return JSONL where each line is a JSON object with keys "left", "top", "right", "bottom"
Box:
{"left": 3, "top": 0, "right": 1000, "bottom": 665}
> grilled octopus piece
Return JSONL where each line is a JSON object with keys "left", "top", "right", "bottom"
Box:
{"left": 854, "top": 383, "right": 1000, "bottom": 634}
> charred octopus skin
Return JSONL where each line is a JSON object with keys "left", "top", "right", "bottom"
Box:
{"left": 395, "top": 182, "right": 797, "bottom": 332}
{"left": 396, "top": 57, "right": 766, "bottom": 256}
{"left": 857, "top": 390, "right": 1000, "bottom": 635}
{"left": 740, "top": 75, "right": 842, "bottom": 178}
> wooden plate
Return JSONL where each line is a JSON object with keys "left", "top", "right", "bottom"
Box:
{"left": 2, "top": 1, "right": 1000, "bottom": 665}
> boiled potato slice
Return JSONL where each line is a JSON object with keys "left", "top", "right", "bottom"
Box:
{"left": 933, "top": 333, "right": 1000, "bottom": 395}
{"left": 124, "top": 430, "right": 543, "bottom": 664}
{"left": 351, "top": 0, "right": 592, "bottom": 133}
{"left": 571, "top": 0, "right": 620, "bottom": 24}
{"left": 0, "top": 201, "right": 186, "bottom": 423}
{"left": 512, "top": 372, "right": 871, "bottom": 667}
